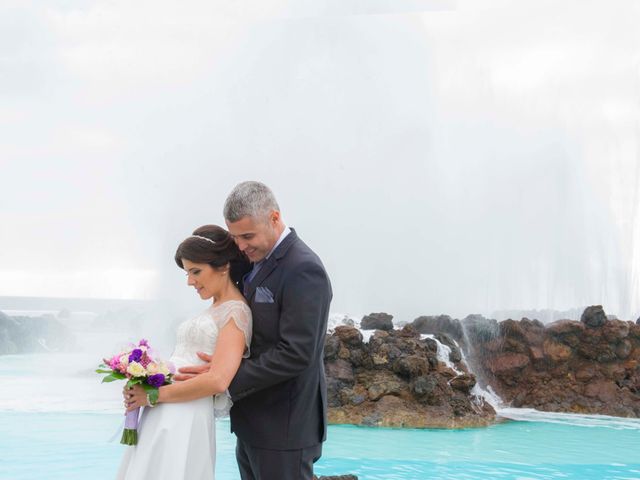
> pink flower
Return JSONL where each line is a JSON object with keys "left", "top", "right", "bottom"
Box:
{"left": 140, "top": 351, "right": 152, "bottom": 368}
{"left": 108, "top": 355, "right": 121, "bottom": 370}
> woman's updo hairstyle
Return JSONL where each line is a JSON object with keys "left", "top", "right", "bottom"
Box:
{"left": 174, "top": 225, "right": 251, "bottom": 288}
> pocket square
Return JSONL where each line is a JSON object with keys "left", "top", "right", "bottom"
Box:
{"left": 255, "top": 286, "right": 275, "bottom": 303}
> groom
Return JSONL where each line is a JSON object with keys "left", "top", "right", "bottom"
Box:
{"left": 179, "top": 181, "right": 332, "bottom": 480}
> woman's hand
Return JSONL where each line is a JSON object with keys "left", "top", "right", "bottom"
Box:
{"left": 123, "top": 384, "right": 150, "bottom": 412}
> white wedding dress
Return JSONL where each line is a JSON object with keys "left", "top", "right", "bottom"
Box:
{"left": 116, "top": 300, "right": 252, "bottom": 480}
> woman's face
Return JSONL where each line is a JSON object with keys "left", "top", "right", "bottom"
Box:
{"left": 182, "top": 259, "right": 227, "bottom": 300}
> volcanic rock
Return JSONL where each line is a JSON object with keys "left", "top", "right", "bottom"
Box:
{"left": 324, "top": 326, "right": 495, "bottom": 428}
{"left": 361, "top": 313, "right": 394, "bottom": 331}
{"left": 334, "top": 325, "right": 364, "bottom": 346}
{"left": 461, "top": 315, "right": 500, "bottom": 342}
{"left": 449, "top": 373, "right": 476, "bottom": 393}
{"left": 467, "top": 305, "right": 640, "bottom": 417}
{"left": 581, "top": 305, "right": 607, "bottom": 328}
{"left": 410, "top": 315, "right": 463, "bottom": 341}
{"left": 326, "top": 359, "right": 355, "bottom": 384}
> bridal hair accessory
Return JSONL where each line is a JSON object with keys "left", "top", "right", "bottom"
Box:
{"left": 190, "top": 235, "right": 217, "bottom": 245}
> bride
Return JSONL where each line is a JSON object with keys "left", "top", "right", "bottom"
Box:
{"left": 117, "top": 225, "right": 252, "bottom": 480}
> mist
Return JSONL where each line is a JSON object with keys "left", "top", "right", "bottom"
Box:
{"left": 1, "top": 0, "right": 639, "bottom": 322}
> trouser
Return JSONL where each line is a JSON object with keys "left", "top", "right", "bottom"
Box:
{"left": 236, "top": 437, "right": 322, "bottom": 480}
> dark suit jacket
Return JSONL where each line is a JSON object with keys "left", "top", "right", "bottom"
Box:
{"left": 228, "top": 229, "right": 332, "bottom": 450}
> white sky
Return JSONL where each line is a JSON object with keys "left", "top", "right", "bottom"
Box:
{"left": 1, "top": 0, "right": 639, "bottom": 320}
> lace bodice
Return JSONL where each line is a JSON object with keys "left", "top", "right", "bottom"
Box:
{"left": 168, "top": 300, "right": 252, "bottom": 418}
{"left": 170, "top": 300, "right": 252, "bottom": 369}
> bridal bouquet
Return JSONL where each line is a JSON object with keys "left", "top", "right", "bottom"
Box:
{"left": 96, "top": 339, "right": 174, "bottom": 445}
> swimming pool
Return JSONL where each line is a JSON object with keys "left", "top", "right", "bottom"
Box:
{"left": 1, "top": 353, "right": 639, "bottom": 480}
{"left": 1, "top": 410, "right": 639, "bottom": 480}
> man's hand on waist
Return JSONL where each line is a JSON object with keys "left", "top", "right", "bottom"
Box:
{"left": 173, "top": 351, "right": 213, "bottom": 381}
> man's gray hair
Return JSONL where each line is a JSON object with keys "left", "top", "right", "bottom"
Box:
{"left": 224, "top": 181, "right": 280, "bottom": 222}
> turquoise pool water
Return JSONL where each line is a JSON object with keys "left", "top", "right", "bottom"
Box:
{"left": 1, "top": 411, "right": 639, "bottom": 479}
{"left": 1, "top": 352, "right": 639, "bottom": 480}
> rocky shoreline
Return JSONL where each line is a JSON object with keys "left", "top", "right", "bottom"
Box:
{"left": 324, "top": 306, "right": 640, "bottom": 427}
{"left": 325, "top": 321, "right": 496, "bottom": 428}
{"left": 0, "top": 310, "right": 76, "bottom": 355}
{"left": 3, "top": 303, "right": 639, "bottom": 427}
{"left": 465, "top": 306, "right": 640, "bottom": 417}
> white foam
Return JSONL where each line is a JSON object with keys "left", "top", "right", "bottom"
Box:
{"left": 420, "top": 334, "right": 463, "bottom": 374}
{"left": 327, "top": 312, "right": 361, "bottom": 331}
{"left": 497, "top": 407, "right": 640, "bottom": 430}
{"left": 360, "top": 329, "right": 376, "bottom": 343}
{"left": 0, "top": 353, "right": 124, "bottom": 413}
{"left": 472, "top": 384, "right": 504, "bottom": 410}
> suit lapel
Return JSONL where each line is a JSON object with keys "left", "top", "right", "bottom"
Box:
{"left": 246, "top": 256, "right": 276, "bottom": 301}
{"left": 246, "top": 229, "right": 298, "bottom": 301}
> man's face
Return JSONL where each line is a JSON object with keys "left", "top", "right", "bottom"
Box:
{"left": 226, "top": 213, "right": 280, "bottom": 263}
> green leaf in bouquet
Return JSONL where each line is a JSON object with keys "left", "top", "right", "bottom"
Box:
{"left": 126, "top": 378, "right": 143, "bottom": 388}
{"left": 95, "top": 368, "right": 113, "bottom": 374}
{"left": 101, "top": 371, "right": 127, "bottom": 383}
{"left": 143, "top": 385, "right": 159, "bottom": 405}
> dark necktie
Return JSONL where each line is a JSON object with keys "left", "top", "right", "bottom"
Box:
{"left": 243, "top": 260, "right": 265, "bottom": 297}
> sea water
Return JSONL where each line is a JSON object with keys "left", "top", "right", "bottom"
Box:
{"left": 1, "top": 352, "right": 640, "bottom": 480}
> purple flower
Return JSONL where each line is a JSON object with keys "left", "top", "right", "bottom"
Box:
{"left": 147, "top": 373, "right": 165, "bottom": 388}
{"left": 139, "top": 339, "right": 149, "bottom": 347}
{"left": 129, "top": 349, "right": 143, "bottom": 363}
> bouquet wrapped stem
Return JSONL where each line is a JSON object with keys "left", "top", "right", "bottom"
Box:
{"left": 96, "top": 339, "right": 173, "bottom": 446}
{"left": 119, "top": 383, "right": 159, "bottom": 445}
{"left": 122, "top": 408, "right": 139, "bottom": 445}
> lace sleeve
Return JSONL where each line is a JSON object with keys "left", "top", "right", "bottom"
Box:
{"left": 213, "top": 302, "right": 252, "bottom": 418}
{"left": 213, "top": 391, "right": 233, "bottom": 418}
{"left": 216, "top": 302, "right": 252, "bottom": 358}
